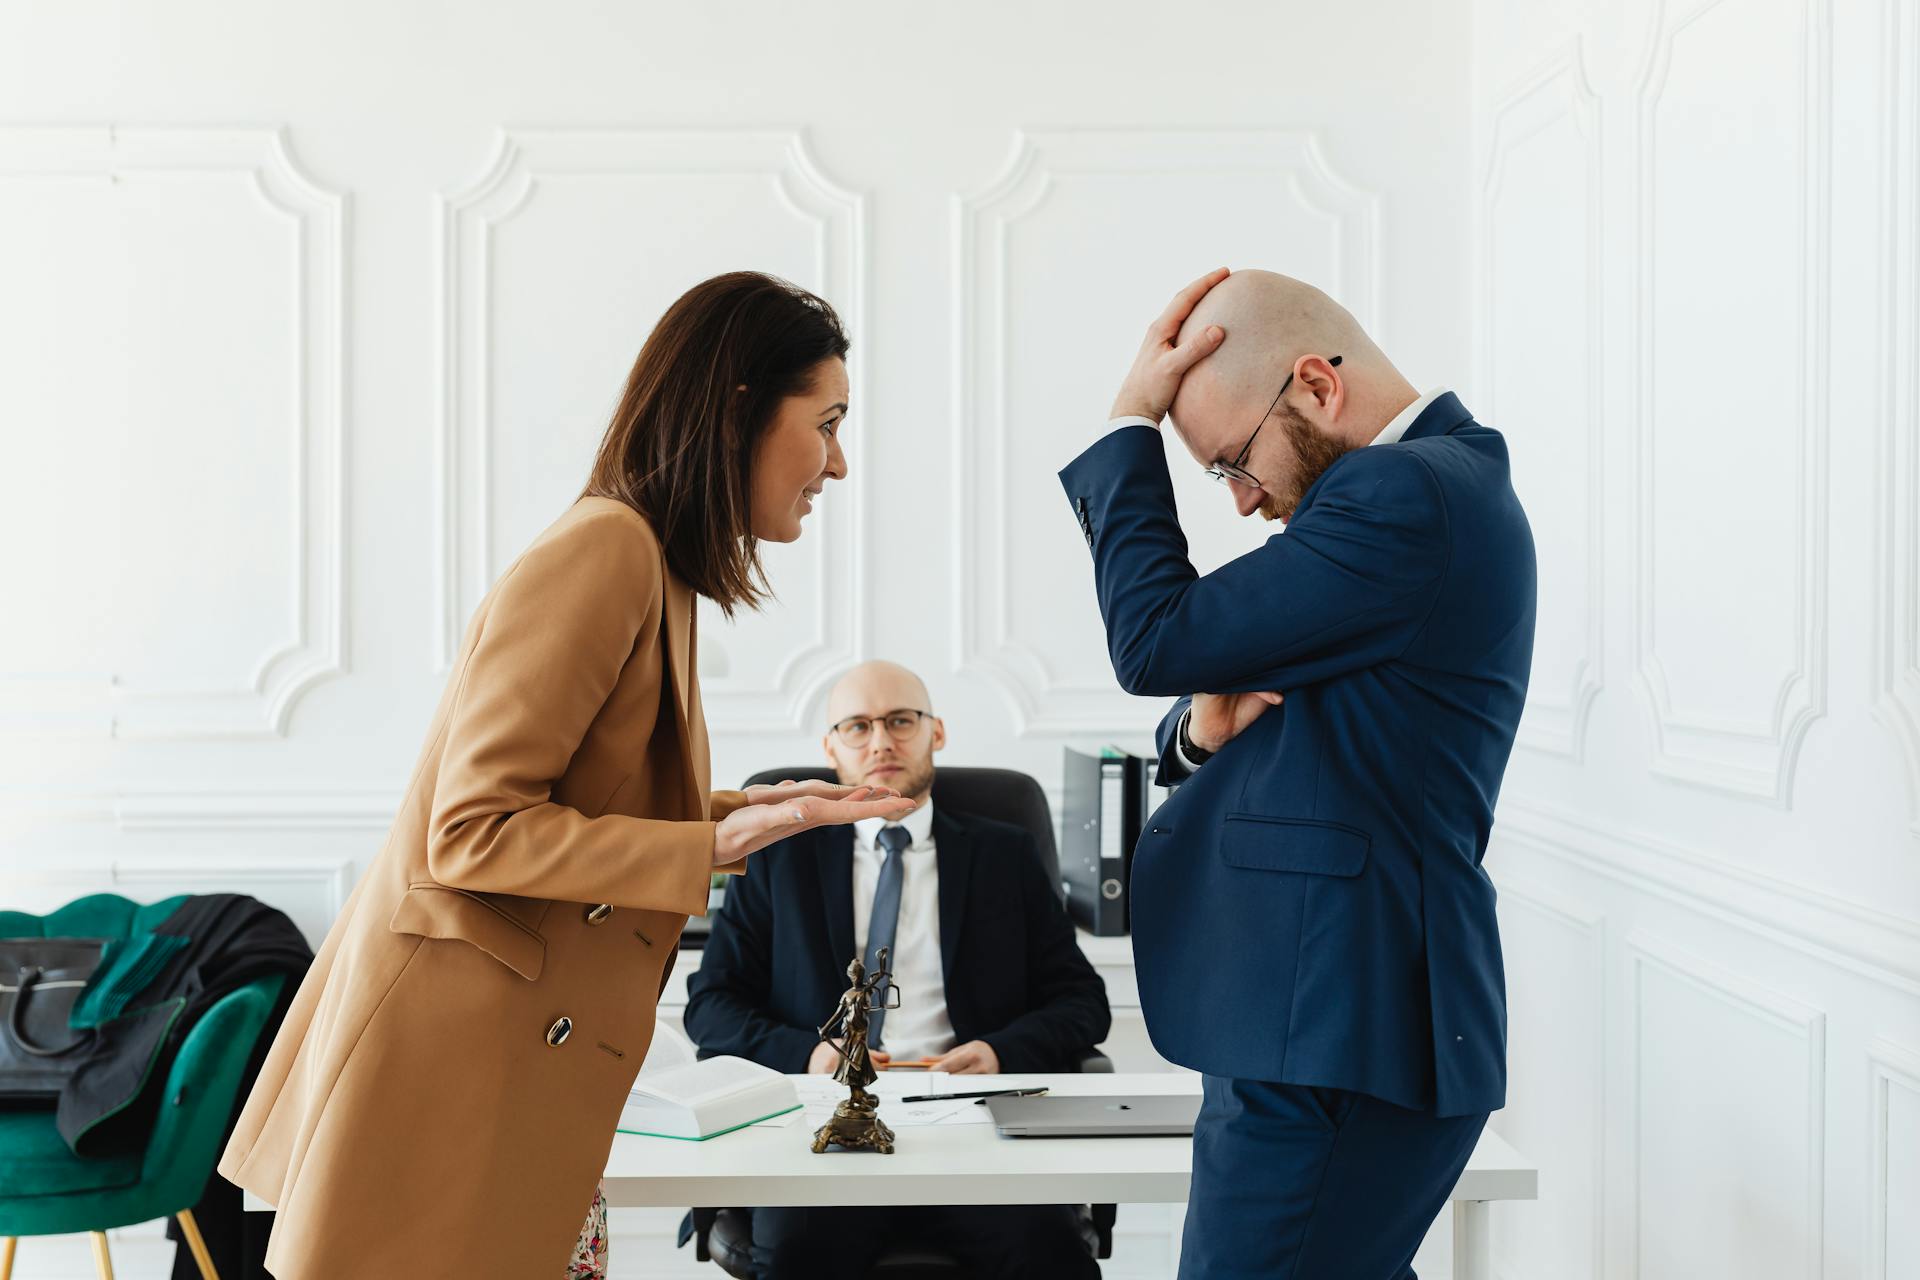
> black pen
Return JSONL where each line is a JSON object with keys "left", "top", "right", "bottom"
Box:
{"left": 899, "top": 1086, "right": 1051, "bottom": 1103}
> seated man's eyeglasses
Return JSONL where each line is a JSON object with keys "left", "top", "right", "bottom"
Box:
{"left": 828, "top": 709, "right": 933, "bottom": 747}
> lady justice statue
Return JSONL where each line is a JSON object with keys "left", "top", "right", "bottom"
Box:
{"left": 810, "top": 949, "right": 901, "bottom": 1154}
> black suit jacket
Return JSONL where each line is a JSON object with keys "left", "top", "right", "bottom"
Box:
{"left": 683, "top": 807, "right": 1111, "bottom": 1075}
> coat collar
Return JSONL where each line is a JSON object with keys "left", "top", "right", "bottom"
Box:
{"left": 1398, "top": 390, "right": 1472, "bottom": 443}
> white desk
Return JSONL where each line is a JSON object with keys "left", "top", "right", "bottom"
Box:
{"left": 243, "top": 1071, "right": 1533, "bottom": 1277}
{"left": 602, "top": 1072, "right": 1535, "bottom": 1279}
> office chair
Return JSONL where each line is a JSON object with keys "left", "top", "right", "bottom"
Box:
{"left": 678, "top": 766, "right": 1116, "bottom": 1278}
{"left": 0, "top": 894, "right": 285, "bottom": 1280}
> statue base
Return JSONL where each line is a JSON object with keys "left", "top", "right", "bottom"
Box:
{"left": 811, "top": 1097, "right": 896, "bottom": 1154}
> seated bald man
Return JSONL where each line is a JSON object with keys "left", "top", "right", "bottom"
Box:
{"left": 684, "top": 660, "right": 1110, "bottom": 1280}
{"left": 1060, "top": 269, "right": 1536, "bottom": 1279}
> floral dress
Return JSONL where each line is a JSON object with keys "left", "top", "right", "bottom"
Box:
{"left": 565, "top": 1180, "right": 608, "bottom": 1278}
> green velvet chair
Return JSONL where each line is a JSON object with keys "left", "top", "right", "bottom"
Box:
{"left": 0, "top": 894, "right": 286, "bottom": 1280}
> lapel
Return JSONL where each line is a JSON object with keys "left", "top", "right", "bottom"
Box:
{"left": 932, "top": 808, "right": 972, "bottom": 988}
{"left": 816, "top": 824, "right": 857, "bottom": 968}
{"left": 659, "top": 569, "right": 705, "bottom": 815}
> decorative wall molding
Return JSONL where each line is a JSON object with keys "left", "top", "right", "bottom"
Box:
{"left": 435, "top": 129, "right": 867, "bottom": 731}
{"left": 951, "top": 129, "right": 1380, "bottom": 734}
{"left": 1873, "top": 0, "right": 1920, "bottom": 837}
{"left": 1496, "top": 800, "right": 1920, "bottom": 997}
{"left": 1629, "top": 0, "right": 1832, "bottom": 804}
{"left": 0, "top": 789, "right": 399, "bottom": 834}
{"left": 1, "top": 857, "right": 356, "bottom": 942}
{"left": 0, "top": 126, "right": 347, "bottom": 739}
{"left": 1493, "top": 878, "right": 1607, "bottom": 1279}
{"left": 107, "top": 858, "right": 356, "bottom": 918}
{"left": 111, "top": 791, "right": 399, "bottom": 833}
{"left": 1627, "top": 930, "right": 1826, "bottom": 1279}
{"left": 1867, "top": 1037, "right": 1920, "bottom": 1278}
{"left": 1478, "top": 43, "right": 1605, "bottom": 761}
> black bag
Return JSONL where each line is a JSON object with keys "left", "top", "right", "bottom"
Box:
{"left": 0, "top": 938, "right": 106, "bottom": 1102}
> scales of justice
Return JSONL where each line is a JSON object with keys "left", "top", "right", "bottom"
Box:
{"left": 811, "top": 947, "right": 902, "bottom": 1154}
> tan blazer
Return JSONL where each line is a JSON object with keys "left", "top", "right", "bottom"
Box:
{"left": 219, "top": 498, "right": 750, "bottom": 1279}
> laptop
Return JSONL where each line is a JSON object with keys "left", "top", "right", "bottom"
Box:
{"left": 985, "top": 1093, "right": 1201, "bottom": 1137}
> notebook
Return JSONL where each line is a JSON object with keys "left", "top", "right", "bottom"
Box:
{"left": 616, "top": 1055, "right": 802, "bottom": 1141}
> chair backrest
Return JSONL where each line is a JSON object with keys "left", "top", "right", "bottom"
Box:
{"left": 0, "top": 893, "right": 186, "bottom": 941}
{"left": 741, "top": 766, "right": 1063, "bottom": 899}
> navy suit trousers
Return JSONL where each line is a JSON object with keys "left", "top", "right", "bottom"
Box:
{"left": 1179, "top": 1078, "right": 1487, "bottom": 1280}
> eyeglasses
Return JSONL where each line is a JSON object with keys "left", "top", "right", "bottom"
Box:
{"left": 1206, "top": 354, "right": 1342, "bottom": 488}
{"left": 828, "top": 708, "right": 933, "bottom": 747}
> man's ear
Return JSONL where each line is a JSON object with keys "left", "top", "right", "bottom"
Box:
{"left": 1296, "top": 354, "right": 1345, "bottom": 415}
{"left": 930, "top": 718, "right": 947, "bottom": 752}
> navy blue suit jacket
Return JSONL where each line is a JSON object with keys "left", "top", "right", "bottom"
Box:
{"left": 683, "top": 807, "right": 1111, "bottom": 1075}
{"left": 1058, "top": 393, "right": 1535, "bottom": 1116}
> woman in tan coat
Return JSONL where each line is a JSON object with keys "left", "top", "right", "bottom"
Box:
{"left": 218, "top": 272, "right": 914, "bottom": 1278}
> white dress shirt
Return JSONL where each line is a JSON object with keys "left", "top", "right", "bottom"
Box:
{"left": 850, "top": 801, "right": 956, "bottom": 1061}
{"left": 1116, "top": 387, "right": 1453, "bottom": 774}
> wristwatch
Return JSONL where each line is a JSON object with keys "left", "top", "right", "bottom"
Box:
{"left": 1177, "top": 708, "right": 1214, "bottom": 766}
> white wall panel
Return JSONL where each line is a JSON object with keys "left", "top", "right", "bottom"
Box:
{"left": 1874, "top": 0, "right": 1920, "bottom": 835}
{"left": 1868, "top": 1038, "right": 1920, "bottom": 1278}
{"left": 1629, "top": 932, "right": 1825, "bottom": 1279}
{"left": 0, "top": 127, "right": 344, "bottom": 739}
{"left": 1631, "top": 0, "right": 1830, "bottom": 803}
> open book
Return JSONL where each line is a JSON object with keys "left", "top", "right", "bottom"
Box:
{"left": 616, "top": 1055, "right": 802, "bottom": 1141}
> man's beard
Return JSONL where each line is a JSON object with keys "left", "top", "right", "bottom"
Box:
{"left": 1260, "top": 403, "right": 1356, "bottom": 522}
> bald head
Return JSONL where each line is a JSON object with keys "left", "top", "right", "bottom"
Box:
{"left": 1169, "top": 270, "right": 1391, "bottom": 433}
{"left": 1161, "top": 270, "right": 1417, "bottom": 522}
{"left": 827, "top": 660, "right": 933, "bottom": 723}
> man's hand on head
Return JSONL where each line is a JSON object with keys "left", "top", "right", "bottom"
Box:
{"left": 1109, "top": 268, "right": 1232, "bottom": 422}
{"left": 1188, "top": 690, "right": 1284, "bottom": 755}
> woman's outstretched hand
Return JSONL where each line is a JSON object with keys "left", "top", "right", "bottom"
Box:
{"left": 740, "top": 778, "right": 900, "bottom": 807}
{"left": 714, "top": 786, "right": 918, "bottom": 865}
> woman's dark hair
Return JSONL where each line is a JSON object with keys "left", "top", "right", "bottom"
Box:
{"left": 582, "top": 271, "right": 849, "bottom": 616}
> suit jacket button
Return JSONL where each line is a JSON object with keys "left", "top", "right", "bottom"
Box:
{"left": 546, "top": 1017, "right": 573, "bottom": 1047}
{"left": 585, "top": 903, "right": 613, "bottom": 926}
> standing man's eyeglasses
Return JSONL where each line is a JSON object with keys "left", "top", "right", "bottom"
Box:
{"left": 828, "top": 709, "right": 933, "bottom": 747}
{"left": 1205, "top": 354, "right": 1343, "bottom": 488}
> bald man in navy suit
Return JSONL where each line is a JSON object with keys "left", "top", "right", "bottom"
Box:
{"left": 1061, "top": 269, "right": 1536, "bottom": 1279}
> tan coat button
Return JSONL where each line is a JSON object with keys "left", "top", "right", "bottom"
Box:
{"left": 585, "top": 904, "right": 613, "bottom": 925}
{"left": 546, "top": 1017, "right": 573, "bottom": 1047}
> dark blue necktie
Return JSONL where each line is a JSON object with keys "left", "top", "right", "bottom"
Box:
{"left": 863, "top": 824, "right": 911, "bottom": 1049}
